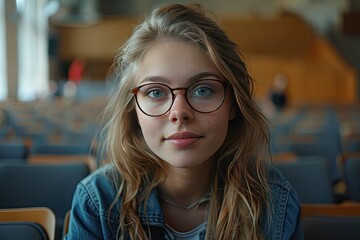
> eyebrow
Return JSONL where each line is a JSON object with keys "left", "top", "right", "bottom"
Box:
{"left": 188, "top": 72, "right": 222, "bottom": 82}
{"left": 139, "top": 71, "right": 222, "bottom": 85}
{"left": 140, "top": 76, "right": 169, "bottom": 84}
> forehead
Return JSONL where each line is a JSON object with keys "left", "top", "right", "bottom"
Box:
{"left": 136, "top": 39, "right": 221, "bottom": 85}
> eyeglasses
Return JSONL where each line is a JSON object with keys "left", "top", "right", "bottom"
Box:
{"left": 131, "top": 79, "right": 228, "bottom": 117}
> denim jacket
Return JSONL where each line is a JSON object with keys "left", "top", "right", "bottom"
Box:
{"left": 64, "top": 164, "right": 303, "bottom": 240}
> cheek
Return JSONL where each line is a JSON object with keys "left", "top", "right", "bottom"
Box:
{"left": 211, "top": 106, "right": 233, "bottom": 139}
{"left": 203, "top": 114, "right": 230, "bottom": 137}
{"left": 214, "top": 118, "right": 230, "bottom": 138}
{"left": 136, "top": 110, "right": 160, "bottom": 144}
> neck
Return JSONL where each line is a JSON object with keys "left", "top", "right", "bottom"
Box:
{"left": 158, "top": 161, "right": 213, "bottom": 207}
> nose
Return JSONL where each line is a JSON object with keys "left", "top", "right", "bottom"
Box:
{"left": 168, "top": 91, "right": 194, "bottom": 123}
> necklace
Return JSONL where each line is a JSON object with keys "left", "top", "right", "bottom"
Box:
{"left": 159, "top": 192, "right": 210, "bottom": 210}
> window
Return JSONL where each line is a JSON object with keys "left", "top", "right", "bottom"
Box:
{"left": 17, "top": 0, "right": 49, "bottom": 100}
{"left": 0, "top": 0, "right": 6, "bottom": 100}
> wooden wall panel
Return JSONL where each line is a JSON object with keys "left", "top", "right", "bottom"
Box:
{"left": 52, "top": 15, "right": 358, "bottom": 105}
{"left": 55, "top": 17, "right": 137, "bottom": 61}
{"left": 219, "top": 15, "right": 315, "bottom": 57}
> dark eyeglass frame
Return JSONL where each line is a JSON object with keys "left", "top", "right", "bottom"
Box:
{"left": 130, "top": 79, "right": 229, "bottom": 117}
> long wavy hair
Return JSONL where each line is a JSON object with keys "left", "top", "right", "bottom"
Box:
{"left": 102, "top": 3, "right": 271, "bottom": 240}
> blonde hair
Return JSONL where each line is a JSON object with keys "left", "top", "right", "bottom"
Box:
{"left": 102, "top": 3, "right": 271, "bottom": 239}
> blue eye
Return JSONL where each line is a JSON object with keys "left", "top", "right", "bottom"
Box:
{"left": 190, "top": 83, "right": 216, "bottom": 99}
{"left": 139, "top": 84, "right": 170, "bottom": 101}
{"left": 194, "top": 86, "right": 213, "bottom": 97}
{"left": 147, "top": 89, "right": 165, "bottom": 99}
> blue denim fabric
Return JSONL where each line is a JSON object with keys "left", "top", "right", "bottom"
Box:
{"left": 64, "top": 164, "right": 303, "bottom": 239}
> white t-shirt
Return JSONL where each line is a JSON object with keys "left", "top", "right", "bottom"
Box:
{"left": 165, "top": 222, "right": 207, "bottom": 240}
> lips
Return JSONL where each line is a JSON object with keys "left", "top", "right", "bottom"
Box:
{"left": 164, "top": 131, "right": 202, "bottom": 147}
{"left": 166, "top": 132, "right": 201, "bottom": 139}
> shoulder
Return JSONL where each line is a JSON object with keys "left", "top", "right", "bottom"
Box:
{"left": 263, "top": 166, "right": 303, "bottom": 240}
{"left": 73, "top": 164, "right": 121, "bottom": 219}
{"left": 267, "top": 165, "right": 296, "bottom": 197}
{"left": 267, "top": 166, "right": 301, "bottom": 222}
{"left": 80, "top": 164, "right": 119, "bottom": 194}
{"left": 66, "top": 164, "right": 122, "bottom": 239}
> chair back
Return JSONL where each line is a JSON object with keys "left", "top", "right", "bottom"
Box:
{"left": 303, "top": 216, "right": 360, "bottom": 240}
{"left": 0, "top": 222, "right": 48, "bottom": 240}
{"left": 28, "top": 154, "right": 96, "bottom": 172}
{"left": 0, "top": 158, "right": 27, "bottom": 165}
{"left": 0, "top": 141, "right": 27, "bottom": 159}
{"left": 30, "top": 143, "right": 91, "bottom": 155}
{"left": 344, "top": 157, "right": 360, "bottom": 201}
{"left": 301, "top": 203, "right": 360, "bottom": 240}
{"left": 0, "top": 163, "right": 90, "bottom": 219}
{"left": 275, "top": 157, "right": 335, "bottom": 203}
{"left": 62, "top": 210, "right": 71, "bottom": 237}
{"left": 287, "top": 136, "right": 341, "bottom": 182}
{"left": 0, "top": 207, "right": 56, "bottom": 240}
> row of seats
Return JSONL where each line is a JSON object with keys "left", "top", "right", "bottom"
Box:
{"left": 269, "top": 105, "right": 360, "bottom": 204}
{"left": 269, "top": 107, "right": 343, "bottom": 181}
{"left": 0, "top": 163, "right": 90, "bottom": 240}
{"left": 274, "top": 155, "right": 360, "bottom": 203}
{"left": 1, "top": 103, "right": 360, "bottom": 205}
{"left": 270, "top": 105, "right": 360, "bottom": 239}
{"left": 269, "top": 106, "right": 360, "bottom": 240}
{"left": 0, "top": 99, "right": 103, "bottom": 150}
{"left": 0, "top": 81, "right": 111, "bottom": 239}
{"left": 0, "top": 140, "right": 94, "bottom": 157}
{"left": 0, "top": 100, "right": 103, "bottom": 240}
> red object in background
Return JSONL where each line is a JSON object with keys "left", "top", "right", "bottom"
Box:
{"left": 68, "top": 59, "right": 85, "bottom": 84}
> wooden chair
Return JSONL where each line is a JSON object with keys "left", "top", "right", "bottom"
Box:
{"left": 301, "top": 203, "right": 360, "bottom": 218}
{"left": 0, "top": 163, "right": 90, "bottom": 240}
{"left": 0, "top": 207, "right": 56, "bottom": 240}
{"left": 62, "top": 210, "right": 71, "bottom": 237}
{"left": 301, "top": 203, "right": 360, "bottom": 240}
{"left": 271, "top": 151, "right": 297, "bottom": 163}
{"left": 28, "top": 154, "right": 97, "bottom": 172}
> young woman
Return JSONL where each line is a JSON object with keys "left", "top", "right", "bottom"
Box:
{"left": 65, "top": 3, "right": 302, "bottom": 240}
